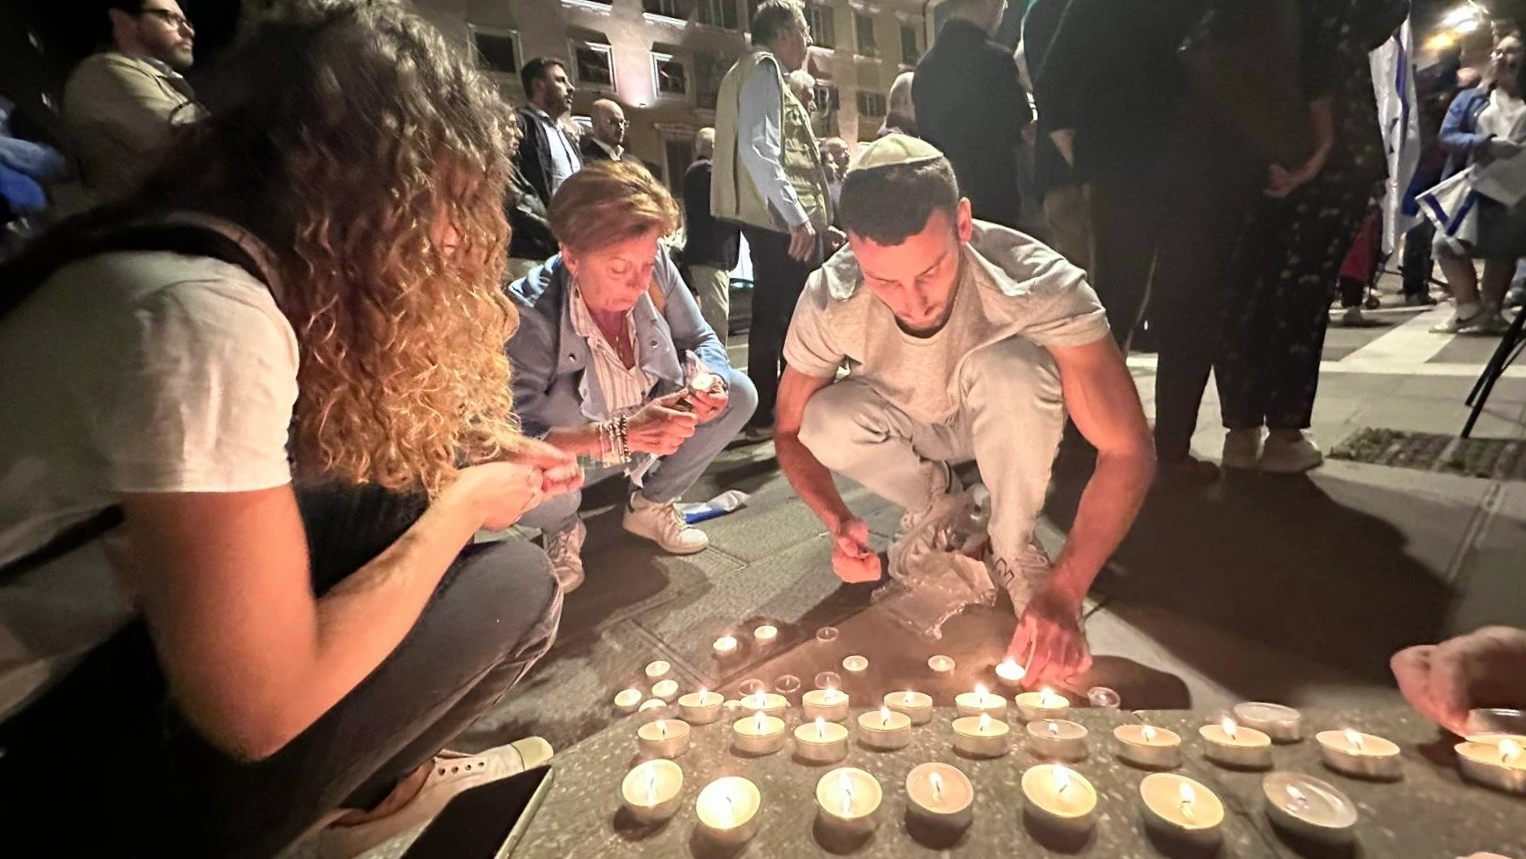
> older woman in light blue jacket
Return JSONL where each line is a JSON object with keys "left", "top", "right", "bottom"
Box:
{"left": 505, "top": 161, "right": 757, "bottom": 591}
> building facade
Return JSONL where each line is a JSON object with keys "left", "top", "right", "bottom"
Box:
{"left": 413, "top": 0, "right": 932, "bottom": 196}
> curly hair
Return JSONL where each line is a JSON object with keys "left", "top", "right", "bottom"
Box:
{"left": 128, "top": 0, "right": 523, "bottom": 496}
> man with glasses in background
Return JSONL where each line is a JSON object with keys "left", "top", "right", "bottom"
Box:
{"left": 64, "top": 0, "right": 205, "bottom": 204}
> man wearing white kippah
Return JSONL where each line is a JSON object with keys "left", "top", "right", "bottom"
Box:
{"left": 774, "top": 134, "right": 1154, "bottom": 687}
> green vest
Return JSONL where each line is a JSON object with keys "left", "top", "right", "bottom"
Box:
{"left": 711, "top": 50, "right": 832, "bottom": 233}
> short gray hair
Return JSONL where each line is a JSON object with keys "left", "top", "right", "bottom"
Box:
{"left": 695, "top": 127, "right": 716, "bottom": 159}
{"left": 752, "top": 0, "right": 805, "bottom": 47}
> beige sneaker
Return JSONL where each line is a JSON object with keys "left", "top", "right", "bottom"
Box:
{"left": 624, "top": 494, "right": 708, "bottom": 554}
{"left": 543, "top": 519, "right": 586, "bottom": 592}
{"left": 1259, "top": 431, "right": 1323, "bottom": 473}
{"left": 316, "top": 738, "right": 554, "bottom": 859}
{"left": 1222, "top": 427, "right": 1264, "bottom": 470}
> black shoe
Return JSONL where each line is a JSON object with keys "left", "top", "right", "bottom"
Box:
{"left": 1403, "top": 293, "right": 1439, "bottom": 307}
{"left": 1506, "top": 285, "right": 1526, "bottom": 310}
{"left": 1152, "top": 455, "right": 1221, "bottom": 490}
{"left": 738, "top": 424, "right": 775, "bottom": 444}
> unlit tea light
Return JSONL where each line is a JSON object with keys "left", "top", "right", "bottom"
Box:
{"left": 1022, "top": 764, "right": 1096, "bottom": 831}
{"left": 858, "top": 706, "right": 913, "bottom": 750}
{"left": 753, "top": 624, "right": 778, "bottom": 644}
{"left": 696, "top": 776, "right": 761, "bottom": 844}
{"left": 1201, "top": 717, "right": 1273, "bottom": 769}
{"left": 885, "top": 690, "right": 933, "bottom": 725}
{"left": 637, "top": 699, "right": 667, "bottom": 722}
{"left": 1027, "top": 719, "right": 1088, "bottom": 761}
{"left": 651, "top": 679, "right": 679, "bottom": 702}
{"left": 1455, "top": 735, "right": 1526, "bottom": 794}
{"left": 1114, "top": 723, "right": 1182, "bottom": 769}
{"left": 816, "top": 767, "right": 882, "bottom": 837}
{"left": 794, "top": 717, "right": 850, "bottom": 764}
{"left": 955, "top": 684, "right": 1007, "bottom": 719}
{"left": 621, "top": 759, "right": 683, "bottom": 825}
{"left": 678, "top": 689, "right": 724, "bottom": 725}
{"left": 613, "top": 688, "right": 643, "bottom": 714}
{"left": 1015, "top": 688, "right": 1069, "bottom": 722}
{"left": 1234, "top": 701, "right": 1303, "bottom": 743}
{"left": 644, "top": 660, "right": 671, "bottom": 681}
{"left": 802, "top": 686, "right": 850, "bottom": 722}
{"left": 953, "top": 711, "right": 1009, "bottom": 758}
{"left": 732, "top": 711, "right": 786, "bottom": 755}
{"left": 928, "top": 654, "right": 956, "bottom": 674}
{"left": 1316, "top": 729, "right": 1401, "bottom": 780}
{"left": 842, "top": 654, "right": 869, "bottom": 674}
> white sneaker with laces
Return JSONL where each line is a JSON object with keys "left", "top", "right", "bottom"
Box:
{"left": 316, "top": 738, "right": 554, "bottom": 859}
{"left": 1222, "top": 427, "right": 1264, "bottom": 470}
{"left": 624, "top": 494, "right": 709, "bottom": 554}
{"left": 544, "top": 519, "right": 586, "bottom": 592}
{"left": 1259, "top": 431, "right": 1324, "bottom": 474}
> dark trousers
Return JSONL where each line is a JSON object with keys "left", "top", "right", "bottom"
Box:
{"left": 1401, "top": 219, "right": 1436, "bottom": 299}
{"left": 1088, "top": 143, "right": 1257, "bottom": 462}
{"left": 743, "top": 226, "right": 816, "bottom": 427}
{"left": 0, "top": 484, "right": 561, "bottom": 859}
{"left": 1218, "top": 178, "right": 1372, "bottom": 430}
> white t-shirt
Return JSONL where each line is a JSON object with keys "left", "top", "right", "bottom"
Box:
{"left": 0, "top": 233, "right": 299, "bottom": 719}
{"left": 783, "top": 221, "right": 1110, "bottom": 424}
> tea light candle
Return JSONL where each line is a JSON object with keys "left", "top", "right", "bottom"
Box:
{"left": 613, "top": 688, "right": 643, "bottom": 714}
{"left": 621, "top": 759, "right": 683, "bottom": 825}
{"left": 732, "top": 710, "right": 786, "bottom": 755}
{"left": 1233, "top": 702, "right": 1303, "bottom": 743}
{"left": 802, "top": 686, "right": 850, "bottom": 722}
{"left": 794, "top": 717, "right": 850, "bottom": 764}
{"left": 644, "top": 660, "right": 672, "bottom": 681}
{"left": 842, "top": 654, "right": 869, "bottom": 674}
{"left": 678, "top": 689, "right": 724, "bottom": 725}
{"left": 995, "top": 658, "right": 1026, "bottom": 687}
{"left": 955, "top": 684, "right": 1007, "bottom": 719}
{"left": 696, "top": 776, "right": 761, "bottom": 844}
{"left": 1026, "top": 719, "right": 1088, "bottom": 762}
{"left": 1114, "top": 723, "right": 1182, "bottom": 769}
{"left": 905, "top": 762, "right": 974, "bottom": 829}
{"left": 1316, "top": 729, "right": 1402, "bottom": 780}
{"left": 1015, "top": 687, "right": 1069, "bottom": 722}
{"left": 740, "top": 689, "right": 789, "bottom": 718}
{"left": 1262, "top": 771, "right": 1358, "bottom": 843}
{"left": 952, "top": 711, "right": 1009, "bottom": 758}
{"left": 1455, "top": 735, "right": 1526, "bottom": 794}
{"left": 636, "top": 718, "right": 690, "bottom": 759}
{"left": 885, "top": 690, "right": 933, "bottom": 725}
{"left": 1140, "top": 773, "right": 1224, "bottom": 838}
{"left": 1200, "top": 717, "right": 1273, "bottom": 769}
{"left": 712, "top": 635, "right": 738, "bottom": 657}
{"left": 753, "top": 624, "right": 778, "bottom": 645}
{"left": 637, "top": 698, "right": 667, "bottom": 722}
{"left": 651, "top": 679, "right": 680, "bottom": 703}
{"left": 1021, "top": 764, "right": 1097, "bottom": 831}
{"left": 815, "top": 767, "right": 882, "bottom": 837}
{"left": 858, "top": 705, "right": 913, "bottom": 750}
{"left": 928, "top": 654, "right": 956, "bottom": 674}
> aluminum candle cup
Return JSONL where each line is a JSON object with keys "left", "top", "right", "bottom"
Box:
{"left": 1140, "top": 773, "right": 1224, "bottom": 840}
{"left": 651, "top": 679, "right": 679, "bottom": 703}
{"left": 712, "top": 635, "right": 739, "bottom": 657}
{"left": 955, "top": 684, "right": 1007, "bottom": 719}
{"left": 952, "top": 712, "right": 1009, "bottom": 758}
{"left": 815, "top": 767, "right": 882, "bottom": 837}
{"left": 905, "top": 763, "right": 974, "bottom": 831}
{"left": 613, "top": 688, "right": 643, "bottom": 715}
{"left": 794, "top": 717, "right": 850, "bottom": 764}
{"left": 637, "top": 699, "right": 668, "bottom": 723}
{"left": 802, "top": 687, "right": 850, "bottom": 722}
{"left": 753, "top": 625, "right": 778, "bottom": 646}
{"left": 732, "top": 711, "right": 786, "bottom": 755}
{"left": 1316, "top": 729, "right": 1402, "bottom": 780}
{"left": 1015, "top": 688, "right": 1070, "bottom": 722}
{"left": 1233, "top": 702, "right": 1303, "bottom": 743}
{"left": 1114, "top": 724, "right": 1183, "bottom": 769}
{"left": 841, "top": 654, "right": 869, "bottom": 674}
{"left": 885, "top": 690, "right": 934, "bottom": 725}
{"left": 677, "top": 690, "right": 724, "bottom": 725}
{"left": 1262, "top": 771, "right": 1358, "bottom": 843}
{"left": 621, "top": 760, "right": 683, "bottom": 825}
{"left": 644, "top": 660, "right": 672, "bottom": 682}
{"left": 1021, "top": 764, "right": 1097, "bottom": 832}
{"left": 636, "top": 718, "right": 691, "bottom": 759}
{"left": 858, "top": 706, "right": 913, "bottom": 750}
{"left": 927, "top": 654, "right": 956, "bottom": 674}
{"left": 1200, "top": 718, "right": 1273, "bottom": 769}
{"left": 696, "top": 776, "right": 762, "bottom": 844}
{"left": 1026, "top": 719, "right": 1089, "bottom": 762}
{"left": 995, "top": 658, "right": 1027, "bottom": 688}
{"left": 739, "top": 690, "right": 788, "bottom": 718}
{"left": 1455, "top": 735, "right": 1526, "bottom": 794}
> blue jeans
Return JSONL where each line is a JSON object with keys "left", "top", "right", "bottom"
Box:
{"left": 518, "top": 367, "right": 758, "bottom": 534}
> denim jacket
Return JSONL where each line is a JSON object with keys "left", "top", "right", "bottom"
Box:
{"left": 505, "top": 251, "right": 729, "bottom": 438}
{"left": 1438, "top": 86, "right": 1492, "bottom": 182}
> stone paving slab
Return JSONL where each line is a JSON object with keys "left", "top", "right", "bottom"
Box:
{"left": 508, "top": 706, "right": 1526, "bottom": 859}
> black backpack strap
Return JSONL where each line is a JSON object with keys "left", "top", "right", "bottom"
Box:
{"left": 1, "top": 222, "right": 273, "bottom": 582}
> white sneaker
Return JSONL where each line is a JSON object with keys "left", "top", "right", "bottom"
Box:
{"left": 544, "top": 519, "right": 586, "bottom": 592}
{"left": 1341, "top": 306, "right": 1365, "bottom": 327}
{"left": 624, "top": 494, "right": 708, "bottom": 554}
{"left": 1459, "top": 309, "right": 1511, "bottom": 335}
{"left": 1432, "top": 308, "right": 1484, "bottom": 334}
{"left": 1222, "top": 427, "right": 1264, "bottom": 470}
{"left": 317, "top": 738, "right": 554, "bottom": 859}
{"left": 1259, "top": 431, "right": 1323, "bottom": 474}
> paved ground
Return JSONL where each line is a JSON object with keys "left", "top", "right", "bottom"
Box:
{"left": 455, "top": 276, "right": 1526, "bottom": 763}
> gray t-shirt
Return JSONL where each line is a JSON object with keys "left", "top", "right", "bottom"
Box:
{"left": 0, "top": 235, "right": 298, "bottom": 718}
{"left": 783, "top": 221, "right": 1110, "bottom": 424}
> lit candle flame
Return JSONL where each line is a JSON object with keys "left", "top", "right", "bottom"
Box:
{"left": 824, "top": 685, "right": 838, "bottom": 702}
{"left": 930, "top": 771, "right": 944, "bottom": 802}
{"left": 975, "top": 683, "right": 988, "bottom": 705}
{"left": 815, "top": 716, "right": 826, "bottom": 739}
{"left": 903, "top": 690, "right": 915, "bottom": 705}
{"left": 1142, "top": 725, "right": 1158, "bottom": 742}
{"left": 1046, "top": 720, "right": 1059, "bottom": 736}
{"left": 1221, "top": 716, "right": 1238, "bottom": 740}
{"left": 838, "top": 772, "right": 854, "bottom": 817}
{"left": 1054, "top": 766, "right": 1071, "bottom": 795}
{"left": 1501, "top": 739, "right": 1522, "bottom": 763}
{"left": 754, "top": 711, "right": 765, "bottom": 732}
{"left": 1178, "top": 782, "right": 1195, "bottom": 819}
{"left": 880, "top": 705, "right": 893, "bottom": 727}
{"left": 1344, "top": 729, "right": 1364, "bottom": 752}
{"left": 1040, "top": 687, "right": 1059, "bottom": 707}
{"left": 978, "top": 711, "right": 992, "bottom": 732}
{"left": 644, "top": 768, "right": 658, "bottom": 806}
{"left": 750, "top": 690, "right": 766, "bottom": 708}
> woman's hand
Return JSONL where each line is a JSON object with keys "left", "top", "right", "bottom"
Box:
{"left": 628, "top": 391, "right": 699, "bottom": 456}
{"left": 448, "top": 461, "right": 545, "bottom": 531}
{"left": 504, "top": 437, "right": 583, "bottom": 497}
{"left": 1264, "top": 152, "right": 1327, "bottom": 198}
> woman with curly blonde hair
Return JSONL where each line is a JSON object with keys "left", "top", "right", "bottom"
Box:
{"left": 0, "top": 2, "right": 577, "bottom": 856}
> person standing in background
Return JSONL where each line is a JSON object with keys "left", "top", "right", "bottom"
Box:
{"left": 580, "top": 99, "right": 640, "bottom": 165}
{"left": 713, "top": 0, "right": 834, "bottom": 444}
{"left": 1021, "top": 0, "right": 1090, "bottom": 272}
{"left": 63, "top": 0, "right": 205, "bottom": 204}
{"left": 820, "top": 137, "right": 850, "bottom": 209}
{"left": 683, "top": 128, "right": 741, "bottom": 344}
{"left": 914, "top": 0, "right": 1031, "bottom": 231}
{"left": 515, "top": 57, "right": 582, "bottom": 208}
{"left": 879, "top": 71, "right": 917, "bottom": 138}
